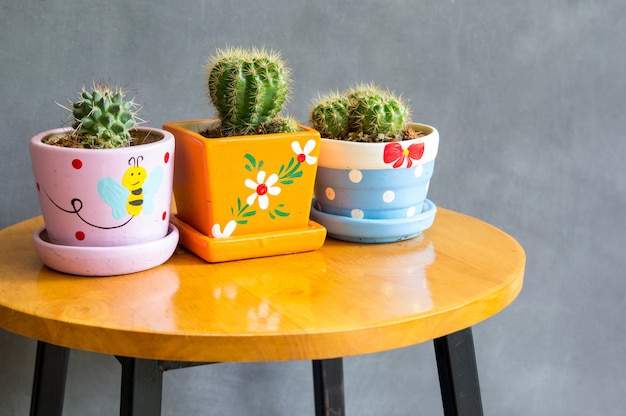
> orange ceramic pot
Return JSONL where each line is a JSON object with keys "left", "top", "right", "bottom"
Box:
{"left": 163, "top": 119, "right": 326, "bottom": 262}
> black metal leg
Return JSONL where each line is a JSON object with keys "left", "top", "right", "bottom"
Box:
{"left": 118, "top": 357, "right": 163, "bottom": 416}
{"left": 434, "top": 327, "right": 484, "bottom": 416}
{"left": 312, "top": 358, "right": 345, "bottom": 416}
{"left": 30, "top": 341, "right": 70, "bottom": 416}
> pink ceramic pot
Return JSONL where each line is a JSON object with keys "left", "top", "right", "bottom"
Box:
{"left": 30, "top": 127, "right": 175, "bottom": 247}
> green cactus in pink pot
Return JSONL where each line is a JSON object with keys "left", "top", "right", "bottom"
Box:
{"left": 69, "top": 82, "right": 141, "bottom": 148}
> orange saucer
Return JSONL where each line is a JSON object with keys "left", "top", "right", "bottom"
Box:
{"left": 170, "top": 215, "right": 326, "bottom": 263}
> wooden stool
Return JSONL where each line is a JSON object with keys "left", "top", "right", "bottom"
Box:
{"left": 0, "top": 208, "right": 525, "bottom": 415}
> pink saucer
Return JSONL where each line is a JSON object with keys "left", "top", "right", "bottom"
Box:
{"left": 32, "top": 224, "right": 179, "bottom": 276}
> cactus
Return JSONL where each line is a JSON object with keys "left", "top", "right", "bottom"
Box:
{"left": 70, "top": 82, "right": 140, "bottom": 148}
{"left": 262, "top": 115, "right": 301, "bottom": 134}
{"left": 347, "top": 84, "right": 409, "bottom": 137}
{"left": 310, "top": 91, "right": 351, "bottom": 140}
{"left": 310, "top": 84, "right": 412, "bottom": 142}
{"left": 206, "top": 47, "right": 292, "bottom": 136}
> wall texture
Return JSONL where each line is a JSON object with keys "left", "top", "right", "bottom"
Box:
{"left": 1, "top": 1, "right": 625, "bottom": 415}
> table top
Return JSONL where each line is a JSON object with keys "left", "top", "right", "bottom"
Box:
{"left": 0, "top": 208, "right": 524, "bottom": 362}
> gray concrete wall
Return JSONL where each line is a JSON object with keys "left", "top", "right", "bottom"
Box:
{"left": 1, "top": 1, "right": 625, "bottom": 414}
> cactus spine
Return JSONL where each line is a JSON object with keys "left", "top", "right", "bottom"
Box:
{"left": 70, "top": 83, "right": 140, "bottom": 148}
{"left": 206, "top": 47, "right": 292, "bottom": 136}
{"left": 310, "top": 84, "right": 411, "bottom": 142}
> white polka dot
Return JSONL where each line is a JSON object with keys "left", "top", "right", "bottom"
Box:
{"left": 382, "top": 190, "right": 395, "bottom": 203}
{"left": 414, "top": 165, "right": 424, "bottom": 178}
{"left": 325, "top": 187, "right": 336, "bottom": 200}
{"left": 351, "top": 209, "right": 364, "bottom": 219}
{"left": 349, "top": 169, "right": 363, "bottom": 183}
{"left": 407, "top": 206, "right": 416, "bottom": 217}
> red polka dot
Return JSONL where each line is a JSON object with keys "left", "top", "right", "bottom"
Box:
{"left": 162, "top": 211, "right": 167, "bottom": 221}
{"left": 72, "top": 159, "right": 83, "bottom": 169}
{"left": 164, "top": 152, "right": 170, "bottom": 163}
{"left": 75, "top": 231, "right": 85, "bottom": 241}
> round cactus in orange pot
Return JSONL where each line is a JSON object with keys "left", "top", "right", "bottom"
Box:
{"left": 163, "top": 47, "right": 325, "bottom": 262}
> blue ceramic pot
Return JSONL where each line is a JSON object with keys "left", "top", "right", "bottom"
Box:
{"left": 311, "top": 123, "right": 439, "bottom": 243}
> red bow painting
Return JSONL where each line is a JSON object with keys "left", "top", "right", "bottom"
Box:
{"left": 383, "top": 142, "right": 425, "bottom": 168}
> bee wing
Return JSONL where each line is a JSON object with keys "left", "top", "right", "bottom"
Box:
{"left": 141, "top": 166, "right": 163, "bottom": 215}
{"left": 97, "top": 178, "right": 130, "bottom": 220}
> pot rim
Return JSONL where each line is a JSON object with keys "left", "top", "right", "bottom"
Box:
{"left": 163, "top": 118, "right": 320, "bottom": 143}
{"left": 29, "top": 126, "right": 174, "bottom": 155}
{"left": 317, "top": 123, "right": 439, "bottom": 170}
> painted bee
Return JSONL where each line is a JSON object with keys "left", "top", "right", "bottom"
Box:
{"left": 98, "top": 156, "right": 163, "bottom": 220}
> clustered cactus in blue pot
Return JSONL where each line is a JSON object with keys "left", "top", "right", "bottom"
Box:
{"left": 309, "top": 84, "right": 439, "bottom": 243}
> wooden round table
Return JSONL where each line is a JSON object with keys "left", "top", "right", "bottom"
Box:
{"left": 0, "top": 208, "right": 525, "bottom": 416}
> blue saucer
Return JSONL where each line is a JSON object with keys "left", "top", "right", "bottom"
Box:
{"left": 310, "top": 199, "right": 437, "bottom": 243}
